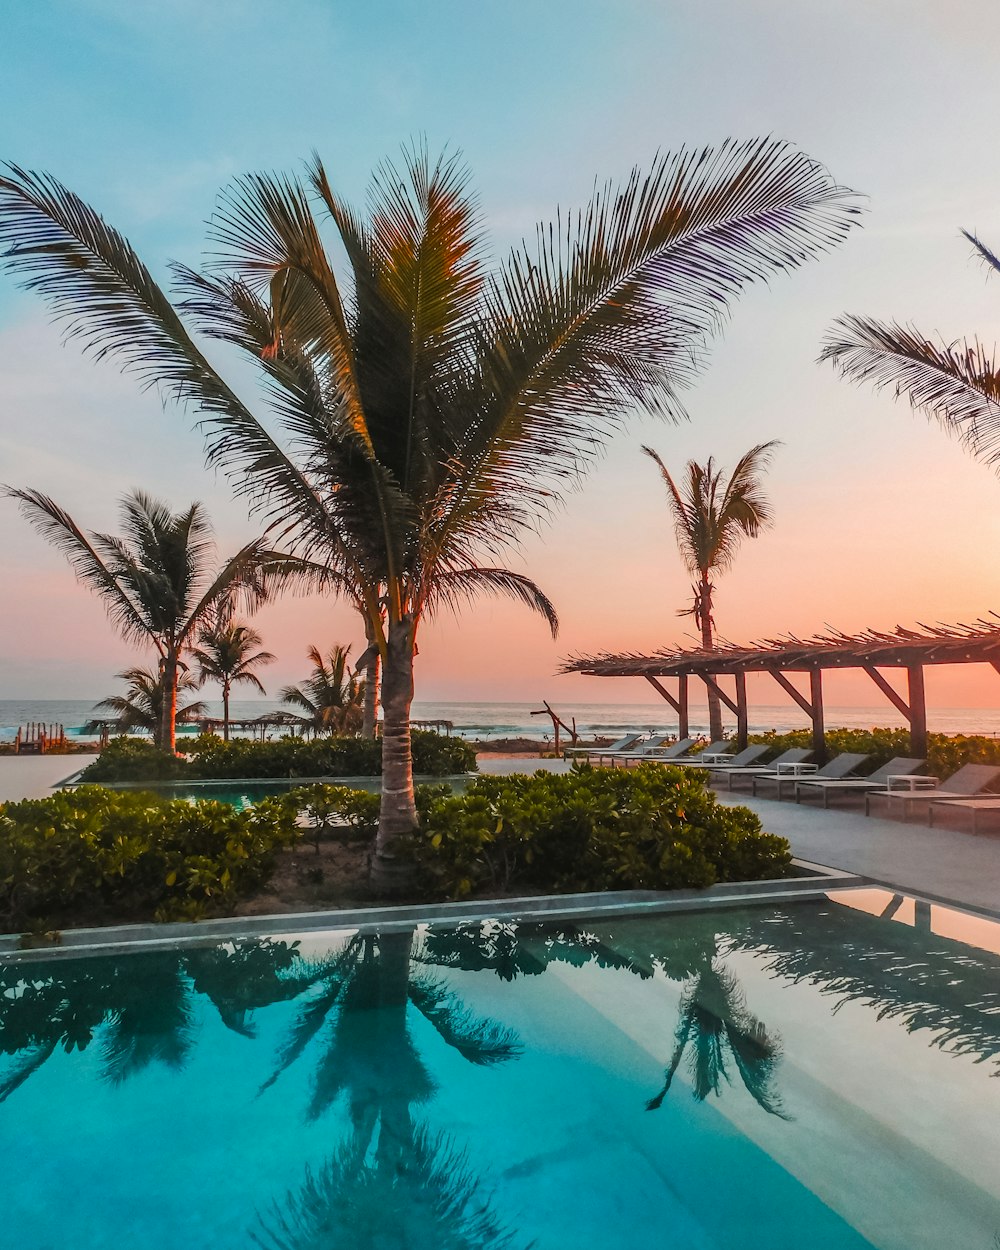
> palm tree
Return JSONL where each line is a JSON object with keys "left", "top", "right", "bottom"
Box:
{"left": 0, "top": 142, "right": 859, "bottom": 887}
{"left": 190, "top": 618, "right": 275, "bottom": 740}
{"left": 89, "top": 665, "right": 207, "bottom": 746}
{"left": 280, "top": 644, "right": 366, "bottom": 735}
{"left": 821, "top": 231, "right": 1000, "bottom": 467}
{"left": 642, "top": 442, "right": 778, "bottom": 740}
{"left": 2, "top": 489, "right": 274, "bottom": 751}
{"left": 645, "top": 960, "right": 788, "bottom": 1118}
{"left": 255, "top": 928, "right": 525, "bottom": 1250}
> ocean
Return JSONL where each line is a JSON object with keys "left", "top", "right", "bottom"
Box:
{"left": 3, "top": 699, "right": 1000, "bottom": 743}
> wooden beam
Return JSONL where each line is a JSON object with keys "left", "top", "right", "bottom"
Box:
{"left": 862, "top": 665, "right": 910, "bottom": 719}
{"left": 644, "top": 674, "right": 681, "bottom": 714}
{"left": 809, "top": 669, "right": 826, "bottom": 762}
{"left": 907, "top": 663, "right": 928, "bottom": 758}
{"left": 701, "top": 674, "right": 739, "bottom": 716}
{"left": 767, "top": 669, "right": 814, "bottom": 717}
{"left": 734, "top": 670, "right": 748, "bottom": 750}
{"left": 677, "top": 674, "right": 689, "bottom": 739}
{"left": 991, "top": 660, "right": 1000, "bottom": 681}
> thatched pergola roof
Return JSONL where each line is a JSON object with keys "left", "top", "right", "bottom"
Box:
{"left": 561, "top": 614, "right": 1000, "bottom": 758}
{"left": 561, "top": 614, "right": 1000, "bottom": 678}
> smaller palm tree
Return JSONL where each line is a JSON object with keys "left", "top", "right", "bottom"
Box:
{"left": 643, "top": 441, "right": 778, "bottom": 740}
{"left": 190, "top": 619, "right": 275, "bottom": 741}
{"left": 281, "top": 645, "right": 365, "bottom": 736}
{"left": 89, "top": 666, "right": 206, "bottom": 746}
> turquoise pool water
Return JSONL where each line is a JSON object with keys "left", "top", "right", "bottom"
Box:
{"left": 2, "top": 891, "right": 1000, "bottom": 1248}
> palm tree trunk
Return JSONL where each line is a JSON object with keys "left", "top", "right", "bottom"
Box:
{"left": 371, "top": 616, "right": 417, "bottom": 894}
{"left": 160, "top": 651, "right": 178, "bottom": 754}
{"left": 223, "top": 682, "right": 231, "bottom": 742}
{"left": 700, "top": 575, "right": 723, "bottom": 742}
{"left": 363, "top": 649, "right": 380, "bottom": 739}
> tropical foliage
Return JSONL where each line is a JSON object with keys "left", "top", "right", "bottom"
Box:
{"left": 0, "top": 142, "right": 858, "bottom": 888}
{"left": 190, "top": 618, "right": 275, "bottom": 740}
{"left": 280, "top": 644, "right": 365, "bottom": 735}
{"left": 747, "top": 726, "right": 1000, "bottom": 779}
{"left": 77, "top": 729, "right": 477, "bottom": 782}
{"left": 1, "top": 489, "right": 274, "bottom": 751}
{"left": 89, "top": 665, "right": 206, "bottom": 746}
{"left": 643, "top": 441, "right": 778, "bottom": 738}
{"left": 821, "top": 231, "right": 1000, "bottom": 469}
{"left": 409, "top": 763, "right": 791, "bottom": 898}
{"left": 0, "top": 786, "right": 299, "bottom": 929}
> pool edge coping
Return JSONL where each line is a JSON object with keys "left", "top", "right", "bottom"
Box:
{"left": 0, "top": 857, "right": 862, "bottom": 962}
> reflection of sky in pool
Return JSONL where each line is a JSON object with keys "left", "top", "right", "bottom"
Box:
{"left": 3, "top": 894, "right": 1000, "bottom": 1248}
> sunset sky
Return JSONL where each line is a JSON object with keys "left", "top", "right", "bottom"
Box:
{"left": 3, "top": 0, "right": 1000, "bottom": 716}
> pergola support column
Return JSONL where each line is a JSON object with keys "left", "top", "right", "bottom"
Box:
{"left": 907, "top": 663, "right": 928, "bottom": 758}
{"left": 734, "top": 671, "right": 748, "bottom": 750}
{"left": 809, "top": 669, "right": 826, "bottom": 762}
{"left": 644, "top": 674, "right": 689, "bottom": 739}
{"left": 767, "top": 668, "right": 826, "bottom": 762}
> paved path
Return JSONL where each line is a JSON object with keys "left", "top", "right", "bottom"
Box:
{"left": 477, "top": 757, "right": 1000, "bottom": 913}
{"left": 0, "top": 755, "right": 97, "bottom": 803}
{"left": 715, "top": 789, "right": 1000, "bottom": 914}
{"left": 3, "top": 754, "right": 996, "bottom": 914}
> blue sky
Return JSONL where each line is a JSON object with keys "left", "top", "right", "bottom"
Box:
{"left": 4, "top": 1, "right": 1000, "bottom": 710}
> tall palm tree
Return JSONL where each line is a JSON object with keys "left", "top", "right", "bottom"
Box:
{"left": 0, "top": 142, "right": 859, "bottom": 887}
{"left": 2, "top": 490, "right": 273, "bottom": 745}
{"left": 821, "top": 231, "right": 1000, "bottom": 468}
{"left": 642, "top": 442, "right": 778, "bottom": 739}
{"left": 89, "top": 665, "right": 207, "bottom": 746}
{"left": 190, "top": 618, "right": 275, "bottom": 740}
{"left": 255, "top": 928, "right": 525, "bottom": 1250}
{"left": 280, "top": 644, "right": 366, "bottom": 735}
{"left": 2, "top": 489, "right": 274, "bottom": 751}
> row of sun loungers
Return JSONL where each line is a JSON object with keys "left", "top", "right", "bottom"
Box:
{"left": 573, "top": 734, "right": 1000, "bottom": 831}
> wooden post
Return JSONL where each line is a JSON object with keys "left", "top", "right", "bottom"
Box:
{"left": 809, "top": 668, "right": 826, "bottom": 762}
{"left": 735, "top": 671, "right": 748, "bottom": 750}
{"left": 677, "top": 674, "right": 689, "bottom": 739}
{"left": 907, "top": 663, "right": 928, "bottom": 759}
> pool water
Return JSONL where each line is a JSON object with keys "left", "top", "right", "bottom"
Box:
{"left": 2, "top": 891, "right": 1000, "bottom": 1248}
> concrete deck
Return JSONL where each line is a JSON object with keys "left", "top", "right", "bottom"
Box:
{"left": 474, "top": 758, "right": 1000, "bottom": 914}
{"left": 1, "top": 753, "right": 997, "bottom": 915}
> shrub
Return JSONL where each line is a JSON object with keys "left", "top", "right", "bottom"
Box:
{"left": 0, "top": 785, "right": 300, "bottom": 930}
{"left": 77, "top": 738, "right": 188, "bottom": 781}
{"left": 78, "top": 729, "right": 477, "bottom": 783}
{"left": 747, "top": 727, "right": 1000, "bottom": 778}
{"left": 286, "top": 783, "right": 381, "bottom": 850}
{"left": 409, "top": 763, "right": 791, "bottom": 899}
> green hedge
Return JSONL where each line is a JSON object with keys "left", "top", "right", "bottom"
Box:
{"left": 406, "top": 763, "right": 791, "bottom": 899}
{"left": 0, "top": 786, "right": 299, "bottom": 930}
{"left": 746, "top": 727, "right": 1000, "bottom": 778}
{"left": 78, "top": 730, "right": 478, "bottom": 783}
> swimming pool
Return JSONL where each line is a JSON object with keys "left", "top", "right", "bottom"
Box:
{"left": 2, "top": 890, "right": 999, "bottom": 1247}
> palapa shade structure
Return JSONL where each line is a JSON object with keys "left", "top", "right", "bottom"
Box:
{"left": 562, "top": 615, "right": 1000, "bottom": 758}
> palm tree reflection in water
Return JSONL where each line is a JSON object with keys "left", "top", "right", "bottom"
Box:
{"left": 645, "top": 960, "right": 788, "bottom": 1118}
{"left": 255, "top": 928, "right": 529, "bottom": 1250}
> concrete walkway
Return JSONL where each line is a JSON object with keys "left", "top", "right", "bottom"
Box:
{"left": 0, "top": 755, "right": 97, "bottom": 803}
{"left": 476, "top": 757, "right": 1000, "bottom": 914}
{"left": 2, "top": 753, "right": 996, "bottom": 914}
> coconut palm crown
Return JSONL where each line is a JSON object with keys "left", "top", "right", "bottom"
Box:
{"left": 821, "top": 231, "right": 1000, "bottom": 469}
{"left": 642, "top": 441, "right": 778, "bottom": 738}
{"left": 280, "top": 644, "right": 365, "bottom": 735}
{"left": 3, "top": 489, "right": 273, "bottom": 751}
{"left": 0, "top": 141, "right": 858, "bottom": 888}
{"left": 89, "top": 666, "right": 206, "bottom": 747}
{"left": 190, "top": 618, "right": 275, "bottom": 740}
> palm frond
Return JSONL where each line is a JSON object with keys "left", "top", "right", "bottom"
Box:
{"left": 820, "top": 314, "right": 1000, "bottom": 467}
{"left": 2, "top": 487, "right": 153, "bottom": 645}
{"left": 962, "top": 228, "right": 1000, "bottom": 278}
{"left": 407, "top": 975, "right": 522, "bottom": 1065}
{"left": 424, "top": 566, "right": 559, "bottom": 637}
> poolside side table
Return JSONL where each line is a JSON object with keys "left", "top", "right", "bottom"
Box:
{"left": 928, "top": 797, "right": 1000, "bottom": 836}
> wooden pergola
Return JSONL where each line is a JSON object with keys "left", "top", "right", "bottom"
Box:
{"left": 562, "top": 615, "right": 1000, "bottom": 759}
